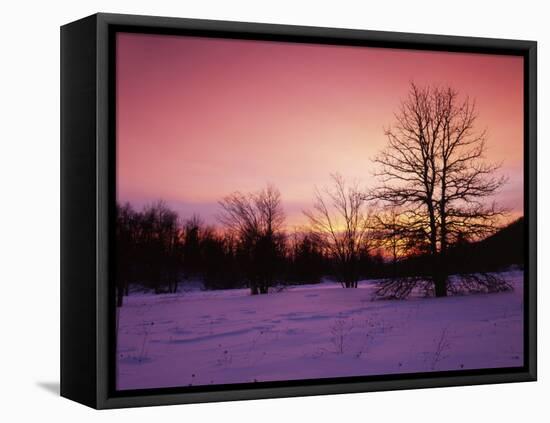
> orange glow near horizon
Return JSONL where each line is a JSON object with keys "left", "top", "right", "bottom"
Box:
{"left": 116, "top": 33, "right": 524, "bottom": 228}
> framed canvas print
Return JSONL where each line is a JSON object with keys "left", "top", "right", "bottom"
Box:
{"left": 60, "top": 13, "right": 537, "bottom": 409}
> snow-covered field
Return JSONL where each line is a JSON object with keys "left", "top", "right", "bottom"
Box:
{"left": 116, "top": 271, "right": 524, "bottom": 390}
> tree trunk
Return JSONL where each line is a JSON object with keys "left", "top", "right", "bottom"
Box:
{"left": 433, "top": 254, "right": 448, "bottom": 297}
{"left": 172, "top": 274, "right": 178, "bottom": 293}
{"left": 343, "top": 280, "right": 358, "bottom": 288}
{"left": 116, "top": 287, "right": 124, "bottom": 307}
{"left": 434, "top": 275, "right": 447, "bottom": 297}
{"left": 427, "top": 201, "right": 438, "bottom": 257}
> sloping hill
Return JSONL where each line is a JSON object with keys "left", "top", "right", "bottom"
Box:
{"left": 448, "top": 217, "right": 525, "bottom": 272}
{"left": 388, "top": 218, "right": 525, "bottom": 278}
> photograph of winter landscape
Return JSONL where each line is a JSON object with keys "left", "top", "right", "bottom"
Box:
{"left": 115, "top": 32, "right": 525, "bottom": 391}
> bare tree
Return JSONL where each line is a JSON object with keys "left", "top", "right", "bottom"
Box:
{"left": 115, "top": 202, "right": 136, "bottom": 307}
{"left": 372, "top": 82, "right": 509, "bottom": 297}
{"left": 182, "top": 214, "right": 204, "bottom": 278}
{"left": 287, "top": 229, "right": 327, "bottom": 283}
{"left": 115, "top": 201, "right": 184, "bottom": 299}
{"left": 148, "top": 201, "right": 182, "bottom": 294}
{"left": 218, "top": 184, "right": 285, "bottom": 295}
{"left": 304, "top": 174, "right": 374, "bottom": 288}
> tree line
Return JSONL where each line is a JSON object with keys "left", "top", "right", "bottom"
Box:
{"left": 115, "top": 184, "right": 384, "bottom": 307}
{"left": 116, "top": 82, "right": 521, "bottom": 306}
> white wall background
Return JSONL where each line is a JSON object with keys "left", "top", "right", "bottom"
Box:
{"left": 0, "top": 0, "right": 546, "bottom": 421}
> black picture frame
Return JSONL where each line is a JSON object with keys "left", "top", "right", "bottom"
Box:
{"left": 60, "top": 12, "right": 537, "bottom": 409}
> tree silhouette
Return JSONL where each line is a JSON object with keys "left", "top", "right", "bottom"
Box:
{"left": 201, "top": 230, "right": 240, "bottom": 290}
{"left": 304, "top": 174, "right": 374, "bottom": 288}
{"left": 142, "top": 201, "right": 182, "bottom": 294}
{"left": 115, "top": 202, "right": 137, "bottom": 307}
{"left": 114, "top": 201, "right": 183, "bottom": 304}
{"left": 372, "top": 82, "right": 509, "bottom": 297}
{"left": 218, "top": 184, "right": 285, "bottom": 295}
{"left": 287, "top": 230, "right": 328, "bottom": 283}
{"left": 182, "top": 214, "right": 203, "bottom": 278}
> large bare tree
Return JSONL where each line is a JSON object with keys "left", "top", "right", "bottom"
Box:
{"left": 304, "top": 174, "right": 374, "bottom": 288}
{"left": 372, "top": 82, "right": 509, "bottom": 297}
{"left": 218, "top": 184, "right": 285, "bottom": 295}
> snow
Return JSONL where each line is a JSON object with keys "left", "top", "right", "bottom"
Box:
{"left": 116, "top": 271, "right": 524, "bottom": 390}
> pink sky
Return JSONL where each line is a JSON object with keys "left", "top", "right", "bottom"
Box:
{"left": 116, "top": 32, "right": 524, "bottom": 227}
